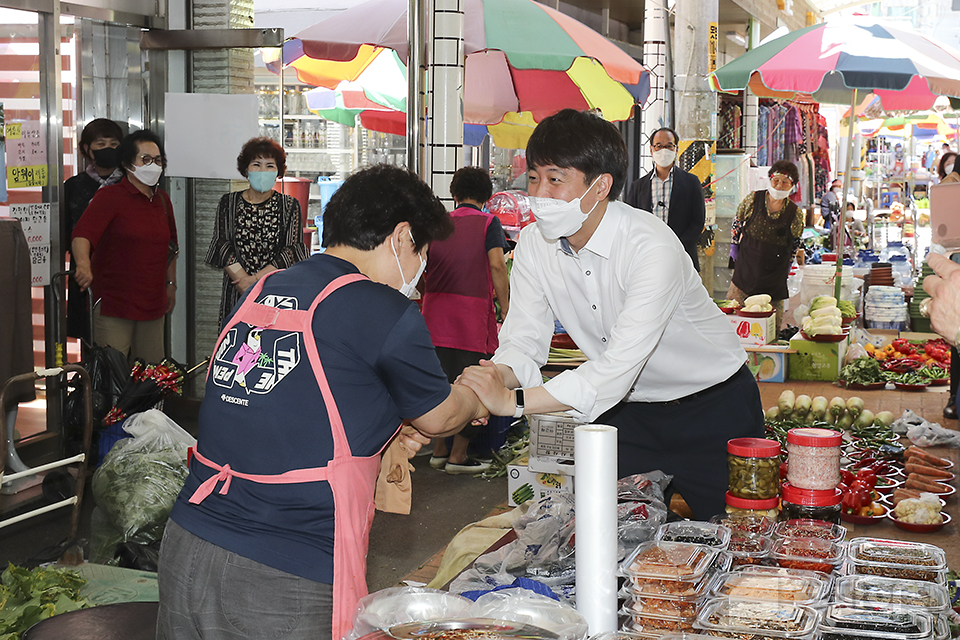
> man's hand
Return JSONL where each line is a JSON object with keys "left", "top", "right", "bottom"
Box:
{"left": 74, "top": 265, "right": 93, "bottom": 291}
{"left": 459, "top": 360, "right": 514, "bottom": 416}
{"left": 923, "top": 253, "right": 960, "bottom": 345}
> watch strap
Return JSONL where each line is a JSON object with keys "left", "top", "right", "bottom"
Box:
{"left": 513, "top": 388, "right": 525, "bottom": 418}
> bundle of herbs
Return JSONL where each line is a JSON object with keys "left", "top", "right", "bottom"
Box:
{"left": 840, "top": 357, "right": 885, "bottom": 386}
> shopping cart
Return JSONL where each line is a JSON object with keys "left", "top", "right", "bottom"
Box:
{"left": 0, "top": 364, "right": 94, "bottom": 562}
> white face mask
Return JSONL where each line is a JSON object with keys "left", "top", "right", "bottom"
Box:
{"left": 391, "top": 230, "right": 426, "bottom": 298}
{"left": 530, "top": 175, "right": 602, "bottom": 242}
{"left": 131, "top": 163, "right": 163, "bottom": 187}
{"left": 946, "top": 163, "right": 955, "bottom": 175}
{"left": 652, "top": 148, "right": 677, "bottom": 168}
{"left": 768, "top": 185, "right": 792, "bottom": 201}
{"left": 832, "top": 187, "right": 842, "bottom": 194}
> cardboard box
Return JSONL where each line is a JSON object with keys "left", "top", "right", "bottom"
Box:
{"left": 729, "top": 313, "right": 777, "bottom": 347}
{"left": 507, "top": 455, "right": 574, "bottom": 507}
{"left": 788, "top": 335, "right": 849, "bottom": 381}
{"left": 528, "top": 412, "right": 577, "bottom": 475}
{"left": 745, "top": 346, "right": 794, "bottom": 383}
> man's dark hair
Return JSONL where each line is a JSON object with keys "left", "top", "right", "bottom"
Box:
{"left": 526, "top": 109, "right": 628, "bottom": 201}
{"left": 938, "top": 152, "right": 958, "bottom": 180}
{"left": 237, "top": 137, "right": 287, "bottom": 178}
{"left": 322, "top": 164, "right": 453, "bottom": 251}
{"left": 78, "top": 118, "right": 124, "bottom": 161}
{"left": 450, "top": 167, "right": 493, "bottom": 204}
{"left": 117, "top": 129, "right": 166, "bottom": 175}
{"left": 769, "top": 159, "right": 799, "bottom": 185}
{"left": 649, "top": 127, "right": 680, "bottom": 146}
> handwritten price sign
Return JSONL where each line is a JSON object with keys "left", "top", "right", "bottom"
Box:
{"left": 10, "top": 203, "right": 50, "bottom": 286}
{"left": 5, "top": 121, "right": 48, "bottom": 188}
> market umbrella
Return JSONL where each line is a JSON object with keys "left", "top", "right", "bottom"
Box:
{"left": 264, "top": 0, "right": 649, "bottom": 136}
{"left": 102, "top": 358, "right": 208, "bottom": 427}
{"left": 709, "top": 18, "right": 960, "bottom": 299}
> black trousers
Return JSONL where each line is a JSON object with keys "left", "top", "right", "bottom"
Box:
{"left": 597, "top": 365, "right": 764, "bottom": 520}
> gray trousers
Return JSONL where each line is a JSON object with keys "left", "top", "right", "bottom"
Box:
{"left": 157, "top": 519, "right": 334, "bottom": 640}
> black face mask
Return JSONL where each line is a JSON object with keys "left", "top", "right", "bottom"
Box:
{"left": 91, "top": 147, "right": 119, "bottom": 169}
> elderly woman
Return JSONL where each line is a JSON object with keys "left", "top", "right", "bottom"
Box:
{"left": 728, "top": 159, "right": 803, "bottom": 328}
{"left": 206, "top": 137, "right": 308, "bottom": 325}
{"left": 72, "top": 129, "right": 177, "bottom": 363}
{"left": 64, "top": 118, "right": 125, "bottom": 341}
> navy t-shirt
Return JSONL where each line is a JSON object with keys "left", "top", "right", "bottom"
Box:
{"left": 170, "top": 253, "right": 451, "bottom": 584}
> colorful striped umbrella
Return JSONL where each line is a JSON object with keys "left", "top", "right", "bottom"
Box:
{"left": 709, "top": 19, "right": 960, "bottom": 111}
{"left": 266, "top": 0, "right": 649, "bottom": 128}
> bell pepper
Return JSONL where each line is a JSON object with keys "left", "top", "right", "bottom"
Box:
{"left": 855, "top": 468, "right": 878, "bottom": 489}
{"left": 850, "top": 479, "right": 878, "bottom": 502}
{"left": 857, "top": 503, "right": 879, "bottom": 517}
{"left": 842, "top": 487, "right": 867, "bottom": 514}
{"left": 840, "top": 469, "right": 855, "bottom": 486}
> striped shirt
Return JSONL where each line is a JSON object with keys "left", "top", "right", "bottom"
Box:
{"left": 651, "top": 167, "right": 674, "bottom": 224}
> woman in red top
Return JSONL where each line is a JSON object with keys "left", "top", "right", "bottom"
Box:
{"left": 72, "top": 129, "right": 178, "bottom": 363}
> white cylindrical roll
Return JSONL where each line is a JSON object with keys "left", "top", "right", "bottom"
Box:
{"left": 574, "top": 424, "right": 618, "bottom": 635}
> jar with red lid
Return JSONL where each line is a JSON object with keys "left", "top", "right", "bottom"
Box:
{"left": 785, "top": 428, "right": 842, "bottom": 490}
{"left": 727, "top": 437, "right": 781, "bottom": 500}
{"left": 780, "top": 481, "right": 842, "bottom": 524}
{"left": 724, "top": 492, "right": 780, "bottom": 519}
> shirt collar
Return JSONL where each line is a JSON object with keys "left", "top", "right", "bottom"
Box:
{"left": 120, "top": 175, "right": 156, "bottom": 200}
{"left": 456, "top": 202, "right": 483, "bottom": 212}
{"left": 557, "top": 202, "right": 617, "bottom": 260}
{"left": 652, "top": 165, "right": 675, "bottom": 181}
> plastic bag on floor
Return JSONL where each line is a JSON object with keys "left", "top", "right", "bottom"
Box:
{"left": 907, "top": 421, "right": 960, "bottom": 448}
{"left": 91, "top": 409, "right": 195, "bottom": 542}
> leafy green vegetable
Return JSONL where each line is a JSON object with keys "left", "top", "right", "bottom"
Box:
{"left": 837, "top": 299, "right": 857, "bottom": 319}
{"left": 0, "top": 563, "right": 90, "bottom": 639}
{"left": 839, "top": 357, "right": 884, "bottom": 385}
{"left": 917, "top": 365, "right": 948, "bottom": 380}
{"left": 883, "top": 370, "right": 929, "bottom": 386}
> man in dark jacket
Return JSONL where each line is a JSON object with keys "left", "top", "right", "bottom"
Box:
{"left": 624, "top": 127, "right": 705, "bottom": 271}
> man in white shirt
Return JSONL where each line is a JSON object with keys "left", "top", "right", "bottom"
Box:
{"left": 459, "top": 109, "right": 764, "bottom": 519}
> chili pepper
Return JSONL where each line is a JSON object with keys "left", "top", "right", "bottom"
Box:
{"left": 852, "top": 456, "right": 877, "bottom": 469}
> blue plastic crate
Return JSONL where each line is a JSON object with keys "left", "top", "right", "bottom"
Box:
{"left": 97, "top": 418, "right": 130, "bottom": 466}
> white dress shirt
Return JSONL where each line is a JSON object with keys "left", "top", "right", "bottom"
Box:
{"left": 493, "top": 200, "right": 747, "bottom": 422}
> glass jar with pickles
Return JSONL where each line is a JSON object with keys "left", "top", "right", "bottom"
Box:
{"left": 727, "top": 437, "right": 781, "bottom": 500}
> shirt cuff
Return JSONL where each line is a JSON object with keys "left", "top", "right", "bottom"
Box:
{"left": 491, "top": 351, "right": 542, "bottom": 390}
{"left": 543, "top": 369, "right": 599, "bottom": 422}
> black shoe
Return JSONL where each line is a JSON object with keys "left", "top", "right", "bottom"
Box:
{"left": 944, "top": 398, "right": 957, "bottom": 420}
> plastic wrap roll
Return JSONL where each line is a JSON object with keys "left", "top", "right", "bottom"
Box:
{"left": 574, "top": 424, "right": 618, "bottom": 634}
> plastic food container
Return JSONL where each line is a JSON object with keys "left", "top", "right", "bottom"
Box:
{"left": 620, "top": 541, "right": 719, "bottom": 582}
{"left": 726, "top": 535, "right": 773, "bottom": 567}
{"left": 771, "top": 537, "right": 844, "bottom": 574}
{"left": 728, "top": 437, "right": 782, "bottom": 500}
{"left": 709, "top": 514, "right": 776, "bottom": 537}
{"left": 786, "top": 428, "right": 842, "bottom": 490}
{"left": 622, "top": 613, "right": 697, "bottom": 634}
{"left": 780, "top": 482, "right": 842, "bottom": 525}
{"left": 621, "top": 571, "right": 714, "bottom": 599}
{"left": 817, "top": 604, "right": 934, "bottom": 640}
{"left": 846, "top": 538, "right": 947, "bottom": 582}
{"left": 622, "top": 593, "right": 706, "bottom": 619}
{"left": 772, "top": 519, "right": 846, "bottom": 543}
{"left": 935, "top": 615, "right": 950, "bottom": 640}
{"left": 834, "top": 575, "right": 950, "bottom": 613}
{"left": 655, "top": 522, "right": 732, "bottom": 549}
{"left": 724, "top": 492, "right": 780, "bottom": 519}
{"left": 711, "top": 568, "right": 830, "bottom": 605}
{"left": 693, "top": 597, "right": 820, "bottom": 640}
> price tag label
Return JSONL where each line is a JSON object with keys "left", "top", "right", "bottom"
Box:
{"left": 6, "top": 121, "right": 48, "bottom": 188}
{"left": 8, "top": 164, "right": 48, "bottom": 188}
{"left": 10, "top": 203, "right": 51, "bottom": 286}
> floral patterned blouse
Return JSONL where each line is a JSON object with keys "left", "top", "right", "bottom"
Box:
{"left": 205, "top": 190, "right": 308, "bottom": 325}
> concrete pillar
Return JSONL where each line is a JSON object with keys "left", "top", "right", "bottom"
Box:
{"left": 191, "top": 0, "right": 255, "bottom": 393}
{"left": 743, "top": 18, "right": 760, "bottom": 159}
{"left": 425, "top": 0, "right": 465, "bottom": 207}
{"left": 674, "top": 0, "right": 718, "bottom": 294}
{"left": 640, "top": 0, "right": 669, "bottom": 175}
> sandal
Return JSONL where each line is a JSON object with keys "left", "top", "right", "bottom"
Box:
{"left": 429, "top": 455, "right": 449, "bottom": 469}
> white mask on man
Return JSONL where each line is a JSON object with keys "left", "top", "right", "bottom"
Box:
{"left": 652, "top": 148, "right": 678, "bottom": 168}
{"left": 530, "top": 175, "right": 602, "bottom": 241}
{"left": 391, "top": 230, "right": 426, "bottom": 298}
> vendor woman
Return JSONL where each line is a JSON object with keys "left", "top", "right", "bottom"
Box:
{"left": 728, "top": 160, "right": 804, "bottom": 329}
{"left": 458, "top": 109, "right": 764, "bottom": 520}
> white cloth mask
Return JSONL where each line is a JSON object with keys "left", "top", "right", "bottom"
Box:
{"left": 131, "top": 163, "right": 163, "bottom": 187}
{"left": 768, "top": 186, "right": 792, "bottom": 201}
{"left": 530, "top": 175, "right": 602, "bottom": 241}
{"left": 946, "top": 163, "right": 955, "bottom": 175}
{"left": 652, "top": 148, "right": 677, "bottom": 168}
{"left": 392, "top": 230, "right": 426, "bottom": 298}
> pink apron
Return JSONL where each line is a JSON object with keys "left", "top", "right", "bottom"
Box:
{"left": 188, "top": 272, "right": 399, "bottom": 640}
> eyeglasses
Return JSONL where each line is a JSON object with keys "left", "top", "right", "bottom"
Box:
{"left": 138, "top": 154, "right": 163, "bottom": 166}
{"left": 651, "top": 143, "right": 677, "bottom": 151}
{"left": 770, "top": 175, "right": 794, "bottom": 188}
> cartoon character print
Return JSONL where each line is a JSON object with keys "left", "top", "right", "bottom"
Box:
{"left": 231, "top": 327, "right": 263, "bottom": 388}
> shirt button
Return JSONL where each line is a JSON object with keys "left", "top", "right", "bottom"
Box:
{"left": 586, "top": 270, "right": 591, "bottom": 276}
{"left": 592, "top": 305, "right": 597, "bottom": 310}
{"left": 602, "top": 337, "right": 607, "bottom": 342}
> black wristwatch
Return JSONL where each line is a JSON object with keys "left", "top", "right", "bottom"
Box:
{"left": 513, "top": 388, "right": 525, "bottom": 418}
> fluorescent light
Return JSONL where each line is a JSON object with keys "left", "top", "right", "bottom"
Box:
{"left": 726, "top": 31, "right": 746, "bottom": 47}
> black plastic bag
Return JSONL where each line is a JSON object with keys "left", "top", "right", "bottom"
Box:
{"left": 64, "top": 343, "right": 129, "bottom": 462}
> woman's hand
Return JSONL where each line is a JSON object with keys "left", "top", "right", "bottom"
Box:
{"left": 459, "top": 360, "right": 513, "bottom": 417}
{"left": 395, "top": 426, "right": 431, "bottom": 459}
{"left": 166, "top": 284, "right": 177, "bottom": 313}
{"left": 923, "top": 253, "right": 960, "bottom": 345}
{"left": 234, "top": 274, "right": 259, "bottom": 293}
{"left": 74, "top": 265, "right": 93, "bottom": 291}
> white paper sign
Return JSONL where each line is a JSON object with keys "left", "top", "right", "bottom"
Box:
{"left": 164, "top": 93, "right": 260, "bottom": 179}
{"left": 10, "top": 202, "right": 51, "bottom": 286}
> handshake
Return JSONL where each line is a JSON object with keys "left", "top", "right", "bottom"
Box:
{"left": 456, "top": 359, "right": 516, "bottom": 420}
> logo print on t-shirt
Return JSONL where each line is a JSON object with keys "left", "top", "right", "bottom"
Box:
{"left": 210, "top": 295, "right": 302, "bottom": 395}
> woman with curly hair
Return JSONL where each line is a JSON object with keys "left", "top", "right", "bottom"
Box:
{"left": 206, "top": 137, "right": 308, "bottom": 325}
